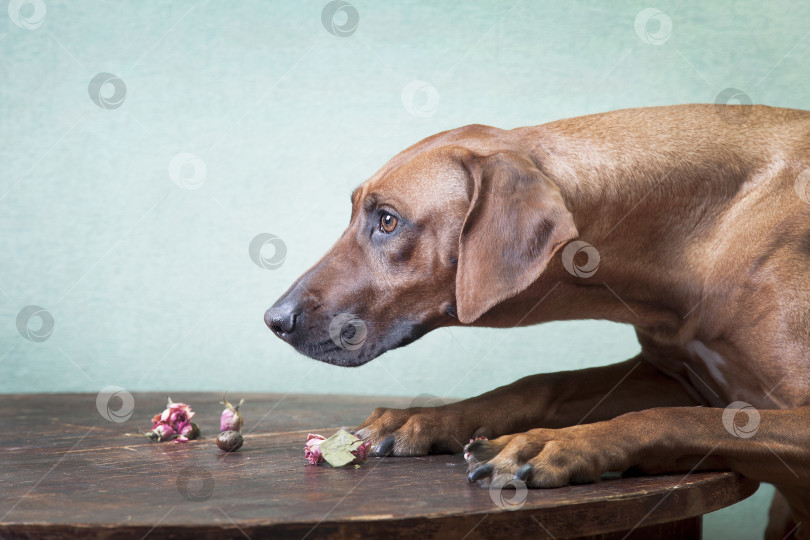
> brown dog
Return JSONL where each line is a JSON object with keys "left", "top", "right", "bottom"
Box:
{"left": 266, "top": 104, "right": 810, "bottom": 539}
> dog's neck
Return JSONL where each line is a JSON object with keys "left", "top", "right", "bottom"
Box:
{"left": 476, "top": 131, "right": 746, "bottom": 340}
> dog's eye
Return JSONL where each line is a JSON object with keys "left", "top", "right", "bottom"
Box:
{"left": 379, "top": 213, "right": 398, "bottom": 233}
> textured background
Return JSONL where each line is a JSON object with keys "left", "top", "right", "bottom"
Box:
{"left": 3, "top": 1, "right": 808, "bottom": 537}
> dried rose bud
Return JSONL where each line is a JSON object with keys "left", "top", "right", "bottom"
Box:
{"left": 304, "top": 433, "right": 325, "bottom": 465}
{"left": 464, "top": 435, "right": 487, "bottom": 462}
{"left": 146, "top": 398, "right": 198, "bottom": 443}
{"left": 149, "top": 422, "right": 174, "bottom": 442}
{"left": 152, "top": 398, "right": 195, "bottom": 428}
{"left": 352, "top": 438, "right": 372, "bottom": 462}
{"left": 217, "top": 430, "right": 244, "bottom": 452}
{"left": 306, "top": 430, "right": 370, "bottom": 467}
{"left": 175, "top": 422, "right": 200, "bottom": 443}
{"left": 220, "top": 396, "right": 244, "bottom": 432}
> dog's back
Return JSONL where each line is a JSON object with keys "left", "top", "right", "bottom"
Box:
{"left": 525, "top": 105, "right": 810, "bottom": 409}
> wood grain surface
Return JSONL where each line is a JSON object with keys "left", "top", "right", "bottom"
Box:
{"left": 0, "top": 393, "right": 758, "bottom": 539}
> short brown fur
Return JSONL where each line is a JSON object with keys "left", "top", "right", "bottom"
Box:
{"left": 267, "top": 104, "right": 810, "bottom": 539}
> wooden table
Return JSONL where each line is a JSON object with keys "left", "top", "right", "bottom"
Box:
{"left": 0, "top": 393, "right": 757, "bottom": 539}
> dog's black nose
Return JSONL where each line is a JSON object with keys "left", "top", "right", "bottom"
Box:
{"left": 264, "top": 306, "right": 298, "bottom": 338}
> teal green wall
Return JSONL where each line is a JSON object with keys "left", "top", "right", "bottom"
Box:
{"left": 3, "top": 1, "right": 806, "bottom": 537}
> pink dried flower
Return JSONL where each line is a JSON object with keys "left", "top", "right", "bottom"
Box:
{"left": 174, "top": 421, "right": 200, "bottom": 443}
{"left": 352, "top": 439, "right": 372, "bottom": 462}
{"left": 463, "top": 435, "right": 488, "bottom": 462}
{"left": 151, "top": 422, "right": 174, "bottom": 442}
{"left": 304, "top": 431, "right": 371, "bottom": 466}
{"left": 304, "top": 433, "right": 325, "bottom": 465}
{"left": 147, "top": 398, "right": 199, "bottom": 443}
{"left": 220, "top": 395, "right": 244, "bottom": 432}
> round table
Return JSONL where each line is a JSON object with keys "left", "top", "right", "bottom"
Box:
{"left": 0, "top": 393, "right": 758, "bottom": 539}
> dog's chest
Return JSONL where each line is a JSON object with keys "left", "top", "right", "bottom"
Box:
{"left": 683, "top": 340, "right": 794, "bottom": 409}
{"left": 645, "top": 339, "right": 789, "bottom": 409}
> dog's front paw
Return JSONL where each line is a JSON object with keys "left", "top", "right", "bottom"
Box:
{"left": 355, "top": 405, "right": 475, "bottom": 456}
{"left": 464, "top": 422, "right": 637, "bottom": 488}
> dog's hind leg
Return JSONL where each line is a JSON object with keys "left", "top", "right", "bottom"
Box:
{"left": 766, "top": 488, "right": 800, "bottom": 540}
{"left": 767, "top": 486, "right": 810, "bottom": 540}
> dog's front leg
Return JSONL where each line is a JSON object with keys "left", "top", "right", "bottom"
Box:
{"left": 355, "top": 357, "right": 700, "bottom": 456}
{"left": 465, "top": 405, "right": 810, "bottom": 498}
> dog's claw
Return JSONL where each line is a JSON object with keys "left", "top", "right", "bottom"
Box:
{"left": 467, "top": 463, "right": 494, "bottom": 483}
{"left": 515, "top": 463, "right": 533, "bottom": 481}
{"left": 372, "top": 435, "right": 395, "bottom": 456}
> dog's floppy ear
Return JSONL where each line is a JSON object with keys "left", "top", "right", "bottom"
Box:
{"left": 455, "top": 152, "right": 578, "bottom": 324}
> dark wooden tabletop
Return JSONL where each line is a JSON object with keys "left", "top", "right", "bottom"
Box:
{"left": 0, "top": 393, "right": 757, "bottom": 539}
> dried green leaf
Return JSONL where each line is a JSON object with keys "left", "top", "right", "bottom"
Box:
{"left": 320, "top": 429, "right": 364, "bottom": 468}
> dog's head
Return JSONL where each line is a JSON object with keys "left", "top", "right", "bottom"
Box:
{"left": 265, "top": 125, "right": 577, "bottom": 366}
